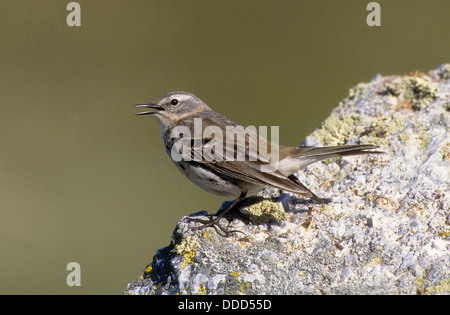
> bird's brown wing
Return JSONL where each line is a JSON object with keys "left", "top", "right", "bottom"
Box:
{"left": 208, "top": 160, "right": 321, "bottom": 201}
{"left": 193, "top": 116, "right": 320, "bottom": 199}
{"left": 178, "top": 115, "right": 321, "bottom": 200}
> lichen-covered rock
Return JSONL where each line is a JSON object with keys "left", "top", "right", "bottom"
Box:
{"left": 124, "top": 65, "right": 450, "bottom": 295}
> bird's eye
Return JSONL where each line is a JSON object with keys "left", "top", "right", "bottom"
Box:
{"left": 170, "top": 99, "right": 179, "bottom": 106}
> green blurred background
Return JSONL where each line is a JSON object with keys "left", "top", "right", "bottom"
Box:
{"left": 0, "top": 0, "right": 448, "bottom": 294}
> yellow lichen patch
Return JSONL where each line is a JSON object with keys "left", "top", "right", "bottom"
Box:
{"left": 198, "top": 283, "right": 207, "bottom": 295}
{"left": 175, "top": 235, "right": 200, "bottom": 269}
{"left": 175, "top": 235, "right": 200, "bottom": 255}
{"left": 229, "top": 271, "right": 252, "bottom": 292}
{"left": 230, "top": 271, "right": 240, "bottom": 278}
{"left": 240, "top": 282, "right": 251, "bottom": 291}
{"left": 203, "top": 231, "right": 212, "bottom": 241}
{"left": 145, "top": 265, "right": 153, "bottom": 274}
{"left": 139, "top": 265, "right": 153, "bottom": 280}
{"left": 180, "top": 250, "right": 196, "bottom": 269}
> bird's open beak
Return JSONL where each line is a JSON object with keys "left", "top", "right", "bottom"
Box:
{"left": 134, "top": 103, "right": 164, "bottom": 115}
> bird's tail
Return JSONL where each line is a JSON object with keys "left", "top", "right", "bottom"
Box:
{"left": 278, "top": 144, "right": 382, "bottom": 176}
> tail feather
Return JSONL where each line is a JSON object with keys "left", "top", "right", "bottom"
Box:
{"left": 293, "top": 144, "right": 382, "bottom": 158}
{"left": 278, "top": 144, "right": 382, "bottom": 175}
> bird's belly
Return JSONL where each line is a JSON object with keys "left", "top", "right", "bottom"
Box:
{"left": 174, "top": 161, "right": 245, "bottom": 198}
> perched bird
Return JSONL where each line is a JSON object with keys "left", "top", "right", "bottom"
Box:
{"left": 135, "top": 91, "right": 380, "bottom": 233}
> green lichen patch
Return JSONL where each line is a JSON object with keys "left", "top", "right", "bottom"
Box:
{"left": 437, "top": 64, "right": 450, "bottom": 80}
{"left": 425, "top": 278, "right": 450, "bottom": 295}
{"left": 239, "top": 197, "right": 286, "bottom": 224}
{"left": 340, "top": 83, "right": 369, "bottom": 104}
{"left": 405, "top": 77, "right": 437, "bottom": 110}
{"left": 310, "top": 114, "right": 365, "bottom": 146}
{"left": 440, "top": 142, "right": 450, "bottom": 161}
{"left": 418, "top": 131, "right": 433, "bottom": 152}
{"left": 380, "top": 75, "right": 438, "bottom": 110}
{"left": 359, "top": 113, "right": 406, "bottom": 147}
{"left": 400, "top": 76, "right": 438, "bottom": 110}
{"left": 443, "top": 102, "right": 450, "bottom": 111}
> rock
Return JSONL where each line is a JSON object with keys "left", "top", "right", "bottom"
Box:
{"left": 124, "top": 65, "right": 450, "bottom": 295}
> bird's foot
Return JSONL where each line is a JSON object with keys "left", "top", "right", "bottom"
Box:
{"left": 184, "top": 216, "right": 246, "bottom": 237}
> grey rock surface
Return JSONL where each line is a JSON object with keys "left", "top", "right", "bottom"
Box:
{"left": 124, "top": 65, "right": 450, "bottom": 295}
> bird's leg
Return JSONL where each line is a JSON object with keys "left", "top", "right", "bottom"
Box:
{"left": 185, "top": 192, "right": 247, "bottom": 236}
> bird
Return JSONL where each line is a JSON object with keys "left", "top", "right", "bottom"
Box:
{"left": 135, "top": 91, "right": 381, "bottom": 234}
